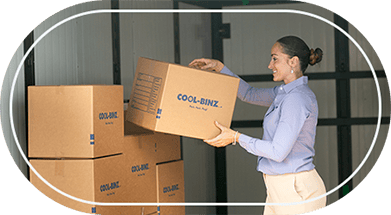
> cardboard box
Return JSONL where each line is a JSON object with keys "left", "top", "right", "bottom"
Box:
{"left": 113, "top": 152, "right": 158, "bottom": 215}
{"left": 123, "top": 133, "right": 181, "bottom": 165}
{"left": 28, "top": 85, "right": 124, "bottom": 158}
{"left": 126, "top": 57, "right": 239, "bottom": 140}
{"left": 117, "top": 160, "right": 186, "bottom": 215}
{"left": 29, "top": 154, "right": 137, "bottom": 214}
{"left": 30, "top": 155, "right": 160, "bottom": 215}
{"left": 30, "top": 158, "right": 185, "bottom": 215}
{"left": 156, "top": 160, "right": 185, "bottom": 215}
{"left": 118, "top": 133, "right": 181, "bottom": 214}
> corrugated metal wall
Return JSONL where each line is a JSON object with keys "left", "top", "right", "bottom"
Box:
{"left": 2, "top": 0, "right": 117, "bottom": 182}
{"left": 1, "top": 44, "right": 28, "bottom": 177}
{"left": 348, "top": 23, "right": 390, "bottom": 189}
{"left": 222, "top": 3, "right": 339, "bottom": 214}
{"left": 119, "top": 0, "right": 175, "bottom": 100}
{"left": 178, "top": 2, "right": 216, "bottom": 215}
{"left": 34, "top": 1, "right": 113, "bottom": 85}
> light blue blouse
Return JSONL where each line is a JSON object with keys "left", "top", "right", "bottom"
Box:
{"left": 221, "top": 66, "right": 318, "bottom": 175}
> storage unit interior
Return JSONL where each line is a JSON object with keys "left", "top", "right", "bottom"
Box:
{"left": 1, "top": 0, "right": 389, "bottom": 214}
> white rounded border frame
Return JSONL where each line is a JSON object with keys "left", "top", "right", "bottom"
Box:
{"left": 8, "top": 8, "right": 383, "bottom": 206}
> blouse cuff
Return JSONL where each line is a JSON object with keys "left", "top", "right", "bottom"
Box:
{"left": 220, "top": 66, "right": 234, "bottom": 76}
{"left": 238, "top": 134, "right": 252, "bottom": 150}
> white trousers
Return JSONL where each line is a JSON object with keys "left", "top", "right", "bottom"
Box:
{"left": 263, "top": 169, "right": 327, "bottom": 215}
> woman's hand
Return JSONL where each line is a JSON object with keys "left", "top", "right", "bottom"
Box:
{"left": 204, "top": 121, "right": 240, "bottom": 147}
{"left": 188, "top": 58, "right": 225, "bottom": 72}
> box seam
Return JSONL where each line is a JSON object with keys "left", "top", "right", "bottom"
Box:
{"left": 154, "top": 63, "right": 171, "bottom": 131}
{"left": 91, "top": 86, "right": 95, "bottom": 158}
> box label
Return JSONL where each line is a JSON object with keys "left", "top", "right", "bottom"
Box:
{"left": 100, "top": 181, "right": 121, "bottom": 196}
{"left": 163, "top": 184, "right": 180, "bottom": 197}
{"left": 177, "top": 93, "right": 222, "bottom": 112}
{"left": 131, "top": 73, "right": 162, "bottom": 115}
{"left": 132, "top": 163, "right": 150, "bottom": 177}
{"left": 90, "top": 134, "right": 95, "bottom": 145}
{"left": 98, "top": 112, "right": 118, "bottom": 120}
{"left": 163, "top": 184, "right": 179, "bottom": 194}
{"left": 156, "top": 108, "right": 162, "bottom": 119}
{"left": 99, "top": 112, "right": 118, "bottom": 125}
{"left": 99, "top": 111, "right": 118, "bottom": 125}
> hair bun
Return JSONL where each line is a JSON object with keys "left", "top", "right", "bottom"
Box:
{"left": 309, "top": 48, "right": 323, "bottom": 66}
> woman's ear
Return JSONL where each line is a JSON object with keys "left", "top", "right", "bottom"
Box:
{"left": 289, "top": 56, "right": 300, "bottom": 68}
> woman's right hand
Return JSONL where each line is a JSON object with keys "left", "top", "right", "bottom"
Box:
{"left": 188, "top": 58, "right": 225, "bottom": 73}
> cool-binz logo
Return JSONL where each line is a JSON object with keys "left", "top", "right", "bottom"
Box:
{"left": 132, "top": 163, "right": 149, "bottom": 173}
{"left": 163, "top": 184, "right": 179, "bottom": 193}
{"left": 98, "top": 112, "right": 118, "bottom": 120}
{"left": 177, "top": 94, "right": 221, "bottom": 108}
{"left": 100, "top": 181, "right": 120, "bottom": 192}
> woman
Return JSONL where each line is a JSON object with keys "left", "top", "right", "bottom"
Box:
{"left": 189, "top": 36, "right": 327, "bottom": 215}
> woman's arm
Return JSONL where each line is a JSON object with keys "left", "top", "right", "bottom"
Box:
{"left": 189, "top": 58, "right": 277, "bottom": 107}
{"left": 220, "top": 66, "right": 277, "bottom": 107}
{"left": 237, "top": 94, "right": 311, "bottom": 162}
{"left": 205, "top": 94, "right": 311, "bottom": 163}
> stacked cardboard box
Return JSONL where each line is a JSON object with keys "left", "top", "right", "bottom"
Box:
{"left": 28, "top": 85, "right": 184, "bottom": 215}
{"left": 28, "top": 85, "right": 124, "bottom": 158}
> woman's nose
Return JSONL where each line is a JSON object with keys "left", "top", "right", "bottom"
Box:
{"left": 268, "top": 60, "right": 273, "bottom": 70}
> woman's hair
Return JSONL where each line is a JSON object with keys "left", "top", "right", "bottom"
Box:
{"left": 276, "top": 36, "right": 323, "bottom": 73}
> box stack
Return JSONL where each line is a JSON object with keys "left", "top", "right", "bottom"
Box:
{"left": 28, "top": 57, "right": 239, "bottom": 215}
{"left": 28, "top": 85, "right": 184, "bottom": 215}
{"left": 28, "top": 85, "right": 126, "bottom": 214}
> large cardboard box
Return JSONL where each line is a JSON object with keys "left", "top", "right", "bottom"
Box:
{"left": 126, "top": 57, "right": 239, "bottom": 140}
{"left": 30, "top": 158, "right": 185, "bottom": 215}
{"left": 28, "top": 85, "right": 124, "bottom": 158}
{"left": 157, "top": 160, "right": 185, "bottom": 215}
{"left": 30, "top": 155, "right": 159, "bottom": 215}
{"left": 29, "top": 154, "right": 137, "bottom": 214}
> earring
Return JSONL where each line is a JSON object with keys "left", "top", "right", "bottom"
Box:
{"left": 291, "top": 69, "right": 294, "bottom": 74}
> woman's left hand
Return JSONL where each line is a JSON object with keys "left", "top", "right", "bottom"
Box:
{"left": 204, "top": 121, "right": 239, "bottom": 147}
{"left": 188, "top": 58, "right": 225, "bottom": 72}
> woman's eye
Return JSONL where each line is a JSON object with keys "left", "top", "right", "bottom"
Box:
{"left": 273, "top": 57, "right": 277, "bottom": 61}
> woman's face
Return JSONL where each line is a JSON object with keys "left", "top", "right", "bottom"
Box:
{"left": 268, "top": 42, "right": 293, "bottom": 83}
